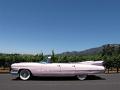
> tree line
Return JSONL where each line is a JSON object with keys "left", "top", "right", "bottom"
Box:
{"left": 0, "top": 53, "right": 44, "bottom": 68}
{"left": 0, "top": 44, "right": 120, "bottom": 73}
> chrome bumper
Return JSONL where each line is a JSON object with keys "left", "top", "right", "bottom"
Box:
{"left": 10, "top": 70, "right": 19, "bottom": 76}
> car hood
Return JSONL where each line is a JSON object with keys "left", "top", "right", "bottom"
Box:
{"left": 11, "top": 62, "right": 40, "bottom": 67}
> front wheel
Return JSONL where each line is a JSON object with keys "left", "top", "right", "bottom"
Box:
{"left": 77, "top": 74, "right": 87, "bottom": 80}
{"left": 19, "top": 69, "right": 31, "bottom": 80}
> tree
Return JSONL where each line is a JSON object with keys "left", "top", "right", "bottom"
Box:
{"left": 60, "top": 56, "right": 69, "bottom": 63}
{"left": 115, "top": 55, "right": 120, "bottom": 73}
{"left": 51, "top": 50, "right": 58, "bottom": 63}
{"left": 118, "top": 45, "right": 120, "bottom": 54}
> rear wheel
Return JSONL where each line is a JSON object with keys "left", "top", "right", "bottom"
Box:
{"left": 19, "top": 69, "right": 31, "bottom": 80}
{"left": 77, "top": 74, "right": 87, "bottom": 80}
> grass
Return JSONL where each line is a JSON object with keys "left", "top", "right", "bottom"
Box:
{"left": 0, "top": 67, "right": 10, "bottom": 73}
{"left": 105, "top": 68, "right": 120, "bottom": 74}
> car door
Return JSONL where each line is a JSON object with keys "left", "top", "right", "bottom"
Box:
{"left": 40, "top": 63, "right": 61, "bottom": 76}
{"left": 60, "top": 63, "right": 76, "bottom": 76}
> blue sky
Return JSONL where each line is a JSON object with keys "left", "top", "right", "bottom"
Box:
{"left": 0, "top": 0, "right": 120, "bottom": 54}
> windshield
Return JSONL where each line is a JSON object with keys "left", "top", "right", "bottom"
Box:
{"left": 39, "top": 59, "right": 51, "bottom": 63}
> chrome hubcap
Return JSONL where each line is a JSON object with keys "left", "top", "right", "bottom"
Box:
{"left": 20, "top": 70, "right": 30, "bottom": 80}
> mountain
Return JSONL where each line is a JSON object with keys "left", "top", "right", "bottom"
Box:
{"left": 60, "top": 44, "right": 120, "bottom": 56}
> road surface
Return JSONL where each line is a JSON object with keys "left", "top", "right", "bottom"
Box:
{"left": 0, "top": 74, "right": 120, "bottom": 90}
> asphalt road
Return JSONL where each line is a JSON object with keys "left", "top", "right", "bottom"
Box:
{"left": 0, "top": 74, "right": 120, "bottom": 90}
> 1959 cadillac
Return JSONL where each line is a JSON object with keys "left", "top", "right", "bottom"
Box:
{"left": 10, "top": 58, "right": 105, "bottom": 80}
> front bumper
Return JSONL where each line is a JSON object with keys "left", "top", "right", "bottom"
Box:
{"left": 10, "top": 70, "right": 19, "bottom": 76}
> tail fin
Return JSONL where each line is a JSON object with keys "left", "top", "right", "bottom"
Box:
{"left": 79, "top": 61, "right": 104, "bottom": 66}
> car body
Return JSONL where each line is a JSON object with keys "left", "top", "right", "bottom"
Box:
{"left": 10, "top": 61, "right": 105, "bottom": 80}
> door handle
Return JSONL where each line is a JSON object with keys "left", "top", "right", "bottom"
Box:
{"left": 72, "top": 65, "right": 75, "bottom": 67}
{"left": 57, "top": 65, "right": 60, "bottom": 67}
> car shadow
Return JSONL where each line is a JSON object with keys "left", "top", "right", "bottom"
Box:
{"left": 12, "top": 75, "right": 105, "bottom": 81}
{"left": 86, "top": 75, "right": 105, "bottom": 80}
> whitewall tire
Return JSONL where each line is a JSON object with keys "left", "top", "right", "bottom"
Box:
{"left": 19, "top": 69, "right": 31, "bottom": 80}
{"left": 77, "top": 75, "right": 87, "bottom": 80}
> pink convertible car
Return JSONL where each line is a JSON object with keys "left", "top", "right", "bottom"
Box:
{"left": 11, "top": 60, "right": 105, "bottom": 80}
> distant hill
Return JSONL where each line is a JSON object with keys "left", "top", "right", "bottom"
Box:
{"left": 60, "top": 44, "right": 120, "bottom": 56}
